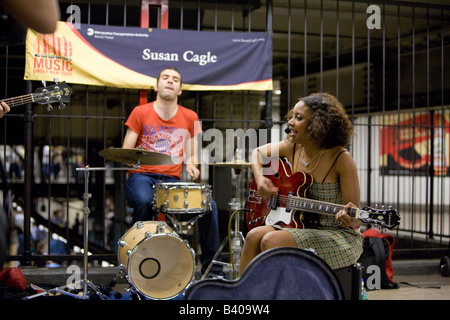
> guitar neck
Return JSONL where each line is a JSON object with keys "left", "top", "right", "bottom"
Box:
{"left": 286, "top": 195, "right": 359, "bottom": 218}
{"left": 1, "top": 94, "right": 34, "bottom": 108}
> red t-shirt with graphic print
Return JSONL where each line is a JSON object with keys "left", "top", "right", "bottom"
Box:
{"left": 125, "top": 101, "right": 201, "bottom": 179}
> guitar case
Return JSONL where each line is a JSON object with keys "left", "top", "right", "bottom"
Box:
{"left": 185, "top": 247, "right": 345, "bottom": 300}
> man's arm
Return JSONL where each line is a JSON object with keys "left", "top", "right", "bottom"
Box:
{"left": 122, "top": 128, "right": 138, "bottom": 149}
{"left": 1, "top": 0, "right": 60, "bottom": 34}
{"left": 184, "top": 133, "right": 200, "bottom": 180}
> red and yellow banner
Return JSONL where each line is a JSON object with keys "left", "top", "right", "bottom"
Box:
{"left": 24, "top": 22, "right": 273, "bottom": 91}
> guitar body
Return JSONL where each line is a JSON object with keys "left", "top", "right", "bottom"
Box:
{"left": 246, "top": 157, "right": 315, "bottom": 230}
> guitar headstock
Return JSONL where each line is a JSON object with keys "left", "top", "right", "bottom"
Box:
{"left": 359, "top": 206, "right": 400, "bottom": 230}
{"left": 33, "top": 81, "right": 72, "bottom": 107}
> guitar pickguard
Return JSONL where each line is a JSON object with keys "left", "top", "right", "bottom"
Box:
{"left": 265, "top": 207, "right": 292, "bottom": 226}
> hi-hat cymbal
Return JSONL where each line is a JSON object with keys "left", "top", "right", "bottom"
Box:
{"left": 99, "top": 148, "right": 178, "bottom": 166}
{"left": 213, "top": 160, "right": 252, "bottom": 169}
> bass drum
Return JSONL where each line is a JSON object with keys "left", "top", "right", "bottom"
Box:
{"left": 118, "top": 221, "right": 195, "bottom": 300}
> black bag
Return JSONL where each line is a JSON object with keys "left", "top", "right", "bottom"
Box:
{"left": 358, "top": 229, "right": 399, "bottom": 290}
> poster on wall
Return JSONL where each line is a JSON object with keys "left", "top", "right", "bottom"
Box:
{"left": 24, "top": 22, "right": 273, "bottom": 91}
{"left": 380, "top": 112, "right": 450, "bottom": 176}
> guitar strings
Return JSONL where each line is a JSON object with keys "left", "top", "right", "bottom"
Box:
{"left": 249, "top": 191, "right": 349, "bottom": 212}
{"left": 1, "top": 90, "right": 61, "bottom": 108}
{"left": 1, "top": 94, "right": 35, "bottom": 107}
{"left": 248, "top": 191, "right": 397, "bottom": 228}
{"left": 1, "top": 84, "right": 73, "bottom": 115}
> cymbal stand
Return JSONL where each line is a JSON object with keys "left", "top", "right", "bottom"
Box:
{"left": 77, "top": 165, "right": 135, "bottom": 298}
{"left": 229, "top": 168, "right": 246, "bottom": 276}
{"left": 76, "top": 166, "right": 109, "bottom": 299}
{"left": 24, "top": 165, "right": 131, "bottom": 300}
{"left": 202, "top": 168, "right": 246, "bottom": 280}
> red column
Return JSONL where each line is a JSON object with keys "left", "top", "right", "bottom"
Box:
{"left": 139, "top": 0, "right": 169, "bottom": 105}
{"left": 140, "top": 1, "right": 169, "bottom": 221}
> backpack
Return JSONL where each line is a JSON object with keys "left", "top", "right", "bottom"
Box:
{"left": 358, "top": 228, "right": 399, "bottom": 290}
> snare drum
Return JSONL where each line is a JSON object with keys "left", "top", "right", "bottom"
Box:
{"left": 117, "top": 221, "right": 195, "bottom": 300}
{"left": 153, "top": 182, "right": 211, "bottom": 214}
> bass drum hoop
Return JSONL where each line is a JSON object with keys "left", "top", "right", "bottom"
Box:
{"left": 153, "top": 182, "right": 211, "bottom": 214}
{"left": 127, "top": 232, "right": 196, "bottom": 300}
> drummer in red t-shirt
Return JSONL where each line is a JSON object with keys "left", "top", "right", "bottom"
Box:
{"left": 122, "top": 67, "right": 224, "bottom": 278}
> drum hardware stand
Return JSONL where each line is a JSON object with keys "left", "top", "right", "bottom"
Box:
{"left": 165, "top": 213, "right": 205, "bottom": 236}
{"left": 201, "top": 209, "right": 246, "bottom": 280}
{"left": 202, "top": 167, "right": 246, "bottom": 280}
{"left": 24, "top": 165, "right": 131, "bottom": 300}
{"left": 124, "top": 284, "right": 143, "bottom": 300}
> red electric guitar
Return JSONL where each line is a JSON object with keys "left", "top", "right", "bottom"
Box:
{"left": 245, "top": 158, "right": 400, "bottom": 231}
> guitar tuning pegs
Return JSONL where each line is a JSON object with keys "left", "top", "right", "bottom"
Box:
{"left": 47, "top": 104, "right": 53, "bottom": 111}
{"left": 59, "top": 103, "right": 66, "bottom": 110}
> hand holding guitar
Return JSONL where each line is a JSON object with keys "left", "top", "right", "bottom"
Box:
{"left": 0, "top": 102, "right": 10, "bottom": 118}
{"left": 254, "top": 175, "right": 278, "bottom": 197}
{"left": 336, "top": 202, "right": 361, "bottom": 229}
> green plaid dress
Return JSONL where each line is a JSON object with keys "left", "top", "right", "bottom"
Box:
{"left": 283, "top": 182, "right": 364, "bottom": 270}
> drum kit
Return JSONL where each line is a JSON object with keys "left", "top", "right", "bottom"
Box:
{"left": 26, "top": 147, "right": 251, "bottom": 300}
{"left": 118, "top": 181, "right": 212, "bottom": 300}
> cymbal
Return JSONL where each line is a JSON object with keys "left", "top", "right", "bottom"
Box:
{"left": 213, "top": 160, "right": 252, "bottom": 169}
{"left": 99, "top": 148, "right": 179, "bottom": 166}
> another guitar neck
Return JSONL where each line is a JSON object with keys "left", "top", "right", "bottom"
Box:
{"left": 1, "top": 94, "right": 34, "bottom": 108}
{"left": 286, "top": 194, "right": 359, "bottom": 218}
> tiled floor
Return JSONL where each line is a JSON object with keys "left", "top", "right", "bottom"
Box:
{"left": 368, "top": 273, "right": 450, "bottom": 300}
